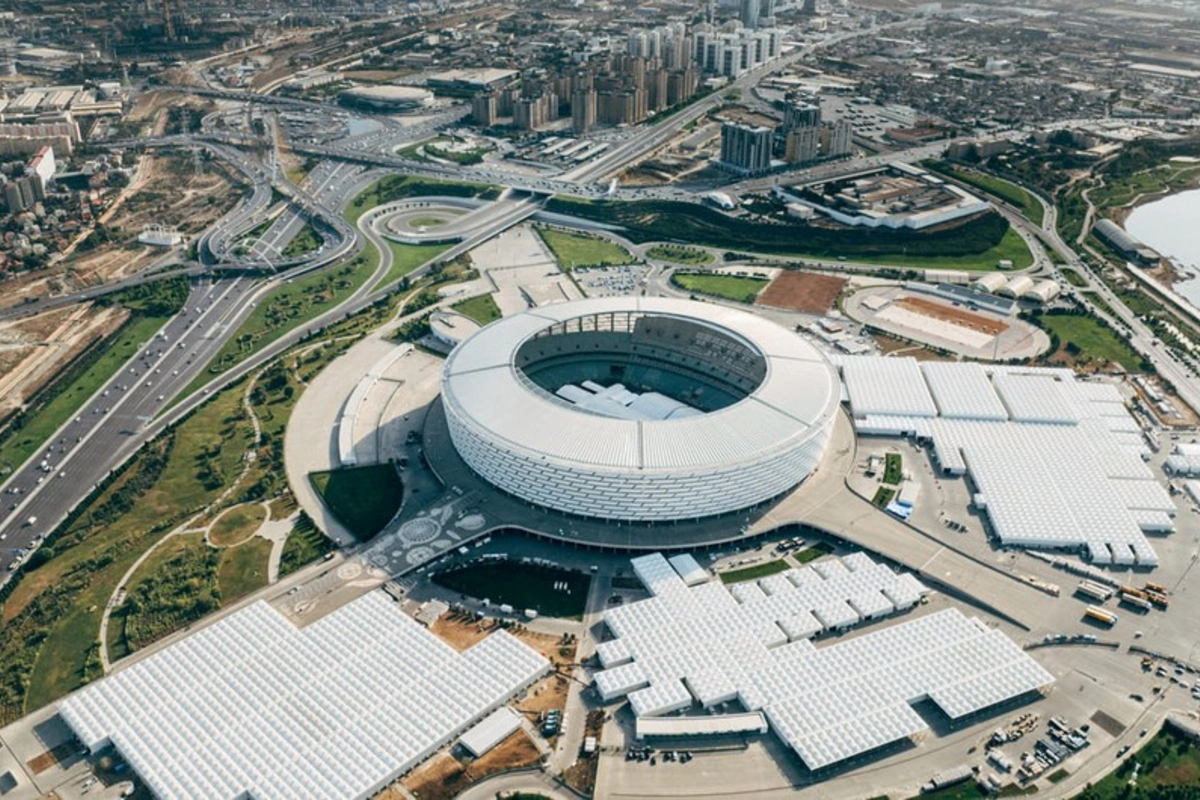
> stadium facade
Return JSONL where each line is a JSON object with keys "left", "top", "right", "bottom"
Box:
{"left": 440, "top": 297, "right": 839, "bottom": 521}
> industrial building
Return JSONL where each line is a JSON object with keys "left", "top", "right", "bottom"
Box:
{"left": 337, "top": 85, "right": 433, "bottom": 112}
{"left": 593, "top": 553, "right": 1053, "bottom": 771}
{"left": 779, "top": 163, "right": 989, "bottom": 230}
{"left": 1092, "top": 219, "right": 1159, "bottom": 265}
{"left": 58, "top": 591, "right": 549, "bottom": 800}
{"left": 426, "top": 68, "right": 518, "bottom": 96}
{"left": 440, "top": 297, "right": 840, "bottom": 522}
{"left": 838, "top": 357, "right": 1171, "bottom": 565}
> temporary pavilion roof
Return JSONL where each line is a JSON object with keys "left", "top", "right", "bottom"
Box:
{"left": 835, "top": 357, "right": 1172, "bottom": 567}
{"left": 58, "top": 592, "right": 550, "bottom": 800}
{"left": 594, "top": 554, "right": 1053, "bottom": 772}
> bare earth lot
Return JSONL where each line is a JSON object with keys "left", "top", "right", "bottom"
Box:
{"left": 757, "top": 271, "right": 847, "bottom": 314}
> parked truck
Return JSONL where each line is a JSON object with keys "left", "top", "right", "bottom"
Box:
{"left": 1075, "top": 582, "right": 1112, "bottom": 603}
{"left": 1119, "top": 592, "right": 1152, "bottom": 612}
{"left": 1084, "top": 606, "right": 1118, "bottom": 626}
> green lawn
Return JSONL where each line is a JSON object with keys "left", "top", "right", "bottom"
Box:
{"left": 409, "top": 216, "right": 448, "bottom": 228}
{"left": 1074, "top": 725, "right": 1200, "bottom": 800}
{"left": 647, "top": 245, "right": 714, "bottom": 265}
{"left": 345, "top": 175, "right": 501, "bottom": 227}
{"left": 279, "top": 513, "right": 334, "bottom": 577}
{"left": 209, "top": 503, "right": 267, "bottom": 547}
{"left": 432, "top": 562, "right": 591, "bottom": 618}
{"left": 451, "top": 294, "right": 502, "bottom": 325}
{"left": 873, "top": 487, "right": 896, "bottom": 507}
{"left": 671, "top": 272, "right": 768, "bottom": 303}
{"left": 537, "top": 227, "right": 635, "bottom": 270}
{"left": 281, "top": 223, "right": 321, "bottom": 258}
{"left": 181, "top": 259, "right": 375, "bottom": 399}
{"left": 110, "top": 532, "right": 220, "bottom": 654}
{"left": 719, "top": 559, "right": 790, "bottom": 584}
{"left": 1039, "top": 313, "right": 1145, "bottom": 372}
{"left": 0, "top": 312, "right": 170, "bottom": 477}
{"left": 376, "top": 241, "right": 450, "bottom": 292}
{"left": 847, "top": 226, "right": 1034, "bottom": 272}
{"left": 1060, "top": 268, "right": 1088, "bottom": 288}
{"left": 217, "top": 536, "right": 272, "bottom": 602}
{"left": 883, "top": 453, "right": 903, "bottom": 485}
{"left": 794, "top": 542, "right": 834, "bottom": 564}
{"left": 309, "top": 464, "right": 403, "bottom": 541}
{"left": 928, "top": 162, "right": 1045, "bottom": 226}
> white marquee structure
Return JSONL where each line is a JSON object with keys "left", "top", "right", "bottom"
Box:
{"left": 441, "top": 297, "right": 841, "bottom": 521}
{"left": 838, "top": 357, "right": 1173, "bottom": 566}
{"left": 59, "top": 592, "right": 549, "bottom": 800}
{"left": 594, "top": 553, "right": 1053, "bottom": 771}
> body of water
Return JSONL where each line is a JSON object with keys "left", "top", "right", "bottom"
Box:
{"left": 1125, "top": 188, "right": 1200, "bottom": 308}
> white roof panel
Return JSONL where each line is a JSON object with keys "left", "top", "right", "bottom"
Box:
{"left": 59, "top": 593, "right": 549, "bottom": 800}
{"left": 595, "top": 555, "right": 1052, "bottom": 772}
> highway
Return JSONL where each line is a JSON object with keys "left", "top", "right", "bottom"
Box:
{"left": 0, "top": 276, "right": 256, "bottom": 568}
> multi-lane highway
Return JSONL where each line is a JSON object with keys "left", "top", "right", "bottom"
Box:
{"left": 0, "top": 277, "right": 257, "bottom": 568}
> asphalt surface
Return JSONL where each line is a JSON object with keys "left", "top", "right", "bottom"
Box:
{"left": 0, "top": 276, "right": 256, "bottom": 571}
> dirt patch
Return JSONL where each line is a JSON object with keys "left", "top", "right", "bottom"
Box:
{"left": 757, "top": 271, "right": 847, "bottom": 314}
{"left": 26, "top": 741, "right": 76, "bottom": 775}
{"left": 870, "top": 332, "right": 957, "bottom": 362}
{"left": 896, "top": 296, "right": 1009, "bottom": 336}
{"left": 394, "top": 730, "right": 542, "bottom": 800}
{"left": 0, "top": 304, "right": 127, "bottom": 417}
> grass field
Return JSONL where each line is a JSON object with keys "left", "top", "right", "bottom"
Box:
{"left": 1074, "top": 725, "right": 1200, "bottom": 800}
{"left": 883, "top": 453, "right": 903, "bottom": 485}
{"left": 309, "top": 464, "right": 403, "bottom": 541}
{"left": 794, "top": 542, "right": 834, "bottom": 564}
{"left": 432, "top": 562, "right": 591, "bottom": 618}
{"left": 873, "top": 487, "right": 896, "bottom": 507}
{"left": 279, "top": 513, "right": 334, "bottom": 577}
{"left": 719, "top": 559, "right": 790, "bottom": 584}
{"left": 0, "top": 313, "right": 170, "bottom": 476}
{"left": 930, "top": 163, "right": 1045, "bottom": 226}
{"left": 848, "top": 227, "right": 1034, "bottom": 272}
{"left": 671, "top": 272, "right": 768, "bottom": 303}
{"left": 1039, "top": 313, "right": 1144, "bottom": 372}
{"left": 409, "top": 217, "right": 447, "bottom": 227}
{"left": 209, "top": 503, "right": 267, "bottom": 547}
{"left": 1060, "top": 268, "right": 1088, "bottom": 287}
{"left": 376, "top": 241, "right": 451, "bottom": 292}
{"left": 216, "top": 536, "right": 272, "bottom": 602}
{"left": 451, "top": 294, "right": 502, "bottom": 325}
{"left": 345, "top": 175, "right": 500, "bottom": 227}
{"left": 647, "top": 245, "right": 714, "bottom": 265}
{"left": 282, "top": 223, "right": 321, "bottom": 258}
{"left": 181, "top": 259, "right": 374, "bottom": 399}
{"left": 537, "top": 228, "right": 635, "bottom": 269}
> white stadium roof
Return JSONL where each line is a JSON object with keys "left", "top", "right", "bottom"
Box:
{"left": 836, "top": 357, "right": 1172, "bottom": 566}
{"left": 444, "top": 297, "right": 837, "bottom": 471}
{"left": 441, "top": 297, "right": 840, "bottom": 520}
{"left": 59, "top": 592, "right": 549, "bottom": 800}
{"left": 595, "top": 554, "right": 1052, "bottom": 771}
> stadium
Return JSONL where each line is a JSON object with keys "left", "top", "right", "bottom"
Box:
{"left": 440, "top": 297, "right": 840, "bottom": 522}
